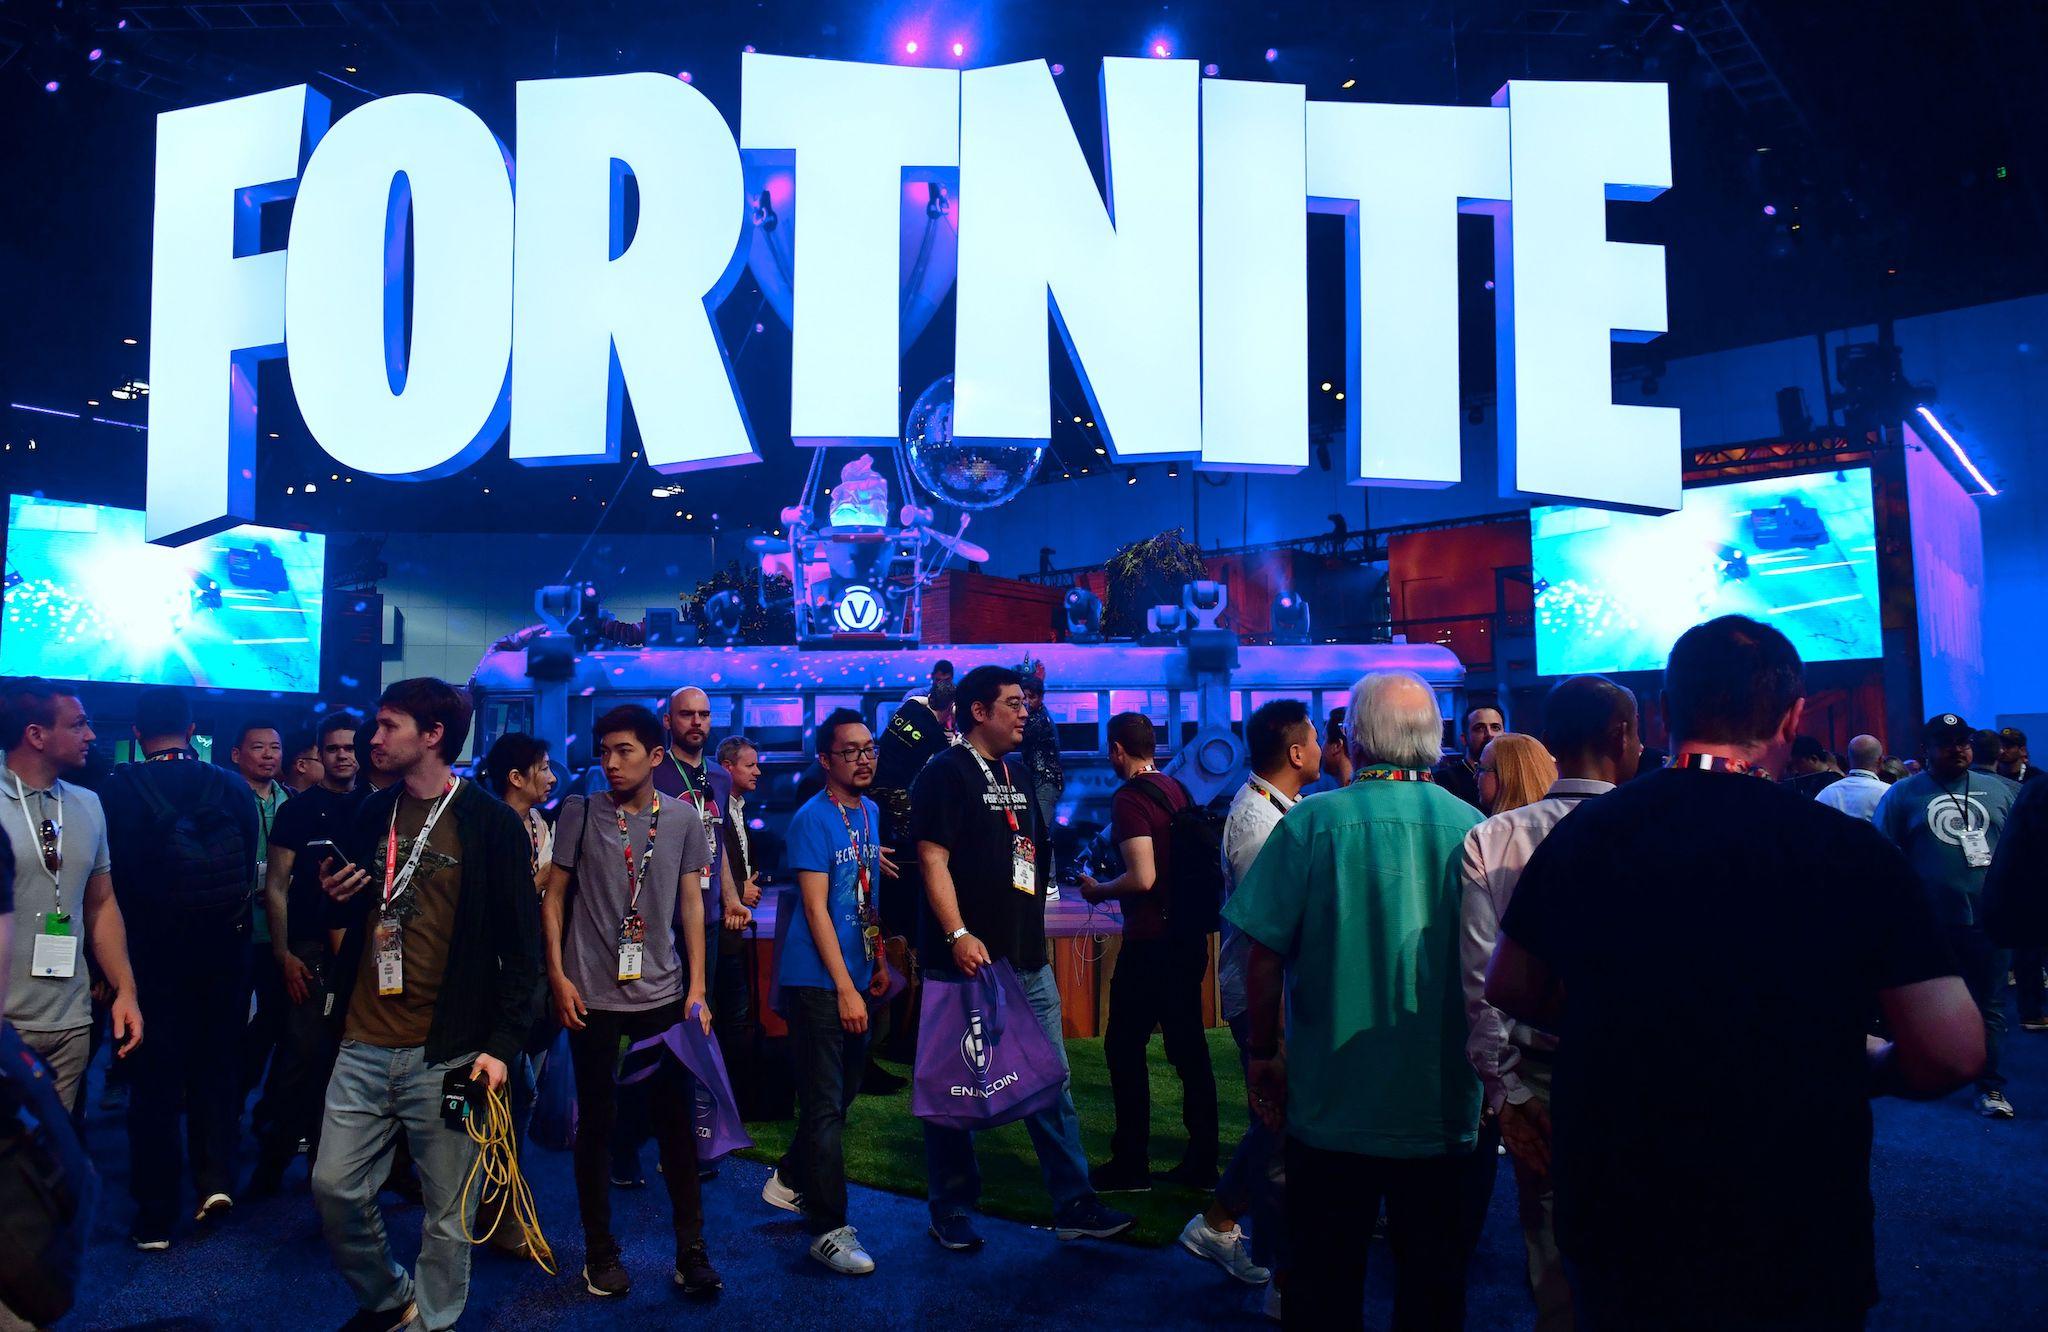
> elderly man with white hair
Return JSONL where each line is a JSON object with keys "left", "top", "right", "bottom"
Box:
{"left": 1224, "top": 671, "right": 1488, "bottom": 1331}
{"left": 1815, "top": 734, "right": 1889, "bottom": 822}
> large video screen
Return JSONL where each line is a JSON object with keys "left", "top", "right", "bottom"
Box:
{"left": 1532, "top": 468, "right": 1881, "bottom": 677}
{"left": 2, "top": 496, "right": 325, "bottom": 693}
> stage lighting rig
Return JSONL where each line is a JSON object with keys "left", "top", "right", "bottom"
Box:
{"left": 1274, "top": 592, "right": 1312, "bottom": 645}
{"left": 1063, "top": 587, "right": 1103, "bottom": 644}
{"left": 704, "top": 590, "right": 747, "bottom": 645}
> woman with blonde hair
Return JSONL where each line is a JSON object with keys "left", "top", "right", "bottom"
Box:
{"left": 1476, "top": 733, "right": 1558, "bottom": 815}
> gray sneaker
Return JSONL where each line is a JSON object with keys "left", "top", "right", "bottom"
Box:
{"left": 1977, "top": 1088, "right": 2016, "bottom": 1119}
{"left": 1179, "top": 1214, "right": 1271, "bottom": 1284}
{"left": 809, "top": 1225, "right": 876, "bottom": 1275}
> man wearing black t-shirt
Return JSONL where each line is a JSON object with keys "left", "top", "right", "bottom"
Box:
{"left": 1487, "top": 616, "right": 1985, "bottom": 1332}
{"left": 250, "top": 711, "right": 360, "bottom": 1194}
{"left": 910, "top": 665, "right": 1133, "bottom": 1253}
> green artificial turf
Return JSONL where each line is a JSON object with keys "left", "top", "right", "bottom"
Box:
{"left": 739, "top": 1026, "right": 1248, "bottom": 1247}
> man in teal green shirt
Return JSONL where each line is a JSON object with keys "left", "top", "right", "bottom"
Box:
{"left": 1226, "top": 670, "right": 1484, "bottom": 1330}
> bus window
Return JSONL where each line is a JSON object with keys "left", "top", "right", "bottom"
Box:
{"left": 1246, "top": 690, "right": 1312, "bottom": 716}
{"left": 1042, "top": 690, "right": 1102, "bottom": 754}
{"left": 480, "top": 696, "right": 534, "bottom": 752}
{"left": 813, "top": 693, "right": 864, "bottom": 724}
{"left": 743, "top": 695, "right": 806, "bottom": 753}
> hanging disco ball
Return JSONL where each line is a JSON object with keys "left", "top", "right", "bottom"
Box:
{"left": 902, "top": 374, "right": 1046, "bottom": 511}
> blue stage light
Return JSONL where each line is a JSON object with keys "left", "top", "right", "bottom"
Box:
{"left": 1063, "top": 586, "right": 1103, "bottom": 644}
{"left": 1274, "top": 592, "right": 1312, "bottom": 645}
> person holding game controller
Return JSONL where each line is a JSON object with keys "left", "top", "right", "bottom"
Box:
{"left": 310, "top": 678, "right": 540, "bottom": 1332}
{"left": 537, "top": 704, "right": 721, "bottom": 1301}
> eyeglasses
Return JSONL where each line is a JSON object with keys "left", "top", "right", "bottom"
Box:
{"left": 995, "top": 697, "right": 1029, "bottom": 713}
{"left": 36, "top": 817, "right": 60, "bottom": 873}
{"left": 829, "top": 745, "right": 878, "bottom": 762}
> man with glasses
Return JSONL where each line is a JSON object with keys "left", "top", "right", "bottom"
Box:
{"left": 911, "top": 665, "right": 1132, "bottom": 1252}
{"left": 1, "top": 677, "right": 142, "bottom": 1115}
{"left": 760, "top": 709, "right": 886, "bottom": 1275}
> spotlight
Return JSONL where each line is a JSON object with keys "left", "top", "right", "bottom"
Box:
{"left": 1763, "top": 203, "right": 1777, "bottom": 216}
{"left": 1051, "top": 62, "right": 1065, "bottom": 75}
{"left": 43, "top": 80, "right": 59, "bottom": 93}
{"left": 1273, "top": 592, "right": 1312, "bottom": 645}
{"left": 87, "top": 48, "right": 103, "bottom": 62}
{"left": 951, "top": 41, "right": 964, "bottom": 57}
{"left": 905, "top": 39, "right": 918, "bottom": 54}
{"left": 534, "top": 584, "right": 577, "bottom": 631}
{"left": 1264, "top": 48, "right": 1278, "bottom": 62}
{"left": 678, "top": 70, "right": 693, "bottom": 82}
{"left": 1153, "top": 43, "right": 1170, "bottom": 57}
{"left": 1125, "top": 470, "right": 1138, "bottom": 486}
{"left": 1203, "top": 63, "right": 1218, "bottom": 76}
{"left": 1063, "top": 587, "right": 1104, "bottom": 643}
{"left": 1144, "top": 604, "right": 1186, "bottom": 641}
{"left": 1182, "top": 580, "right": 1228, "bottom": 631}
{"left": 704, "top": 590, "right": 746, "bottom": 643}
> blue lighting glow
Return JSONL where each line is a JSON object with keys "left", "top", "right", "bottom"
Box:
{"left": 1915, "top": 405, "right": 1999, "bottom": 496}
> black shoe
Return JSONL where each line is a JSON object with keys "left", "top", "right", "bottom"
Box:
{"left": 1088, "top": 1159, "right": 1153, "bottom": 1193}
{"left": 674, "top": 1241, "right": 723, "bottom": 1297}
{"left": 582, "top": 1239, "right": 630, "bottom": 1297}
{"left": 334, "top": 1301, "right": 417, "bottom": 1332}
{"left": 1156, "top": 1159, "right": 1219, "bottom": 1190}
{"left": 860, "top": 1064, "right": 909, "bottom": 1095}
{"left": 929, "top": 1213, "right": 984, "bottom": 1252}
{"left": 1055, "top": 1197, "right": 1137, "bottom": 1241}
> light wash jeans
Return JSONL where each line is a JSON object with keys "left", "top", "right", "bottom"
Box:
{"left": 923, "top": 962, "right": 1094, "bottom": 1223}
{"left": 311, "top": 1040, "right": 482, "bottom": 1331}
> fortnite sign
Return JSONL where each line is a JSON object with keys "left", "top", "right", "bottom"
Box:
{"left": 145, "top": 55, "right": 1677, "bottom": 544}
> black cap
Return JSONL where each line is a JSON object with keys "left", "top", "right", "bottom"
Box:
{"left": 1923, "top": 713, "right": 1972, "bottom": 744}
{"left": 1790, "top": 735, "right": 1828, "bottom": 762}
{"left": 2000, "top": 726, "right": 2028, "bottom": 747}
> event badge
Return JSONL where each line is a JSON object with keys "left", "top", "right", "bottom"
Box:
{"left": 374, "top": 914, "right": 405, "bottom": 996}
{"left": 1011, "top": 833, "right": 1036, "bottom": 895}
{"left": 1959, "top": 828, "right": 1992, "bottom": 868}
{"left": 31, "top": 911, "right": 78, "bottom": 979}
{"left": 618, "top": 912, "right": 646, "bottom": 982}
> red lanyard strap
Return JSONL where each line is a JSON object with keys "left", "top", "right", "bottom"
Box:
{"left": 834, "top": 797, "right": 873, "bottom": 907}
{"left": 614, "top": 793, "right": 662, "bottom": 916}
{"left": 968, "top": 748, "right": 1020, "bottom": 832}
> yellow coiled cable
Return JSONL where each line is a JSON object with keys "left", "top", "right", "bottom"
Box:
{"left": 458, "top": 1084, "right": 556, "bottom": 1275}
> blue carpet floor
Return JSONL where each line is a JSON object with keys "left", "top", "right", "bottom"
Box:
{"left": 59, "top": 1006, "right": 2048, "bottom": 1330}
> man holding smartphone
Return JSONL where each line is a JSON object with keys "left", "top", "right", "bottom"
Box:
{"left": 312, "top": 679, "right": 540, "bottom": 1332}
{"left": 250, "top": 711, "right": 360, "bottom": 1195}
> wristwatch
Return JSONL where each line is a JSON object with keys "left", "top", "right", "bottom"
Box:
{"left": 945, "top": 926, "right": 972, "bottom": 945}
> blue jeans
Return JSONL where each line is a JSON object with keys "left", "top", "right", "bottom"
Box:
{"left": 924, "top": 962, "right": 1094, "bottom": 1222}
{"left": 1216, "top": 1014, "right": 1287, "bottom": 1269}
{"left": 312, "top": 1041, "right": 483, "bottom": 1331}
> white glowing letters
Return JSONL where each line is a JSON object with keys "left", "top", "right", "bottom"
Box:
{"left": 145, "top": 57, "right": 1679, "bottom": 545}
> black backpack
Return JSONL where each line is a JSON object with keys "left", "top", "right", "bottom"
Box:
{"left": 125, "top": 768, "right": 251, "bottom": 918}
{"left": 0, "top": 1021, "right": 98, "bottom": 1325}
{"left": 1129, "top": 776, "right": 1228, "bottom": 940}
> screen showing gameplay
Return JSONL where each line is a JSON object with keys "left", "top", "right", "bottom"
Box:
{"left": 2, "top": 495, "right": 326, "bottom": 692}
{"left": 1531, "top": 468, "right": 1881, "bottom": 677}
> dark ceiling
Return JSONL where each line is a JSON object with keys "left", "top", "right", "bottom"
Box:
{"left": 1, "top": 0, "right": 2042, "bottom": 541}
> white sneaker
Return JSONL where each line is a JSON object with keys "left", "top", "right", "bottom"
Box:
{"left": 761, "top": 1169, "right": 804, "bottom": 1213}
{"left": 194, "top": 1192, "right": 233, "bottom": 1222}
{"left": 1179, "top": 1214, "right": 1271, "bottom": 1285}
{"left": 1263, "top": 1282, "right": 1282, "bottom": 1321}
{"left": 808, "top": 1225, "right": 876, "bottom": 1275}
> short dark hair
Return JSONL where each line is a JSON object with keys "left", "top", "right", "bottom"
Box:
{"left": 1465, "top": 702, "right": 1505, "bottom": 727}
{"left": 377, "top": 677, "right": 473, "bottom": 762}
{"left": 1325, "top": 706, "right": 1347, "bottom": 744}
{"left": 133, "top": 683, "right": 192, "bottom": 740}
{"left": 933, "top": 659, "right": 955, "bottom": 678}
{"left": 1108, "top": 711, "right": 1157, "bottom": 760}
{"left": 1541, "top": 675, "right": 1637, "bottom": 760}
{"left": 0, "top": 677, "right": 69, "bottom": 750}
{"left": 817, "top": 707, "right": 867, "bottom": 757}
{"left": 1663, "top": 615, "right": 1803, "bottom": 747}
{"left": 234, "top": 719, "right": 283, "bottom": 751}
{"left": 316, "top": 710, "right": 360, "bottom": 746}
{"left": 1247, "top": 698, "right": 1313, "bottom": 773}
{"left": 955, "top": 665, "right": 1022, "bottom": 726}
{"left": 481, "top": 732, "right": 551, "bottom": 798}
{"left": 592, "top": 704, "right": 663, "bottom": 754}
{"left": 1790, "top": 735, "right": 1828, "bottom": 764}
{"left": 1971, "top": 729, "right": 2001, "bottom": 765}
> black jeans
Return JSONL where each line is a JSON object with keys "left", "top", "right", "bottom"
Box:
{"left": 776, "top": 986, "right": 866, "bottom": 1234}
{"left": 243, "top": 941, "right": 287, "bottom": 1123}
{"left": 1948, "top": 923, "right": 2006, "bottom": 1090}
{"left": 2013, "top": 948, "right": 2045, "bottom": 1025}
{"left": 566, "top": 1001, "right": 703, "bottom": 1253}
{"left": 256, "top": 942, "right": 345, "bottom": 1164}
{"left": 1104, "top": 934, "right": 1217, "bottom": 1171}
{"left": 128, "top": 916, "right": 249, "bottom": 1235}
{"left": 1283, "top": 1136, "right": 1481, "bottom": 1331}
{"left": 613, "top": 909, "right": 739, "bottom": 1178}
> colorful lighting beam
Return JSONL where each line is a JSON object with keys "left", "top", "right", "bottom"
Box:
{"left": 1915, "top": 405, "right": 1998, "bottom": 496}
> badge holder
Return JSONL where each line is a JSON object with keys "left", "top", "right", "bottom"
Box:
{"left": 374, "top": 914, "right": 405, "bottom": 996}
{"left": 618, "top": 912, "right": 646, "bottom": 982}
{"left": 31, "top": 910, "right": 78, "bottom": 979}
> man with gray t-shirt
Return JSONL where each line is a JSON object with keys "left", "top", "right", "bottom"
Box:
{"left": 540, "top": 704, "right": 721, "bottom": 1301}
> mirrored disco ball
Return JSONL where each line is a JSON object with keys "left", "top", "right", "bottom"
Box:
{"left": 903, "top": 374, "right": 1046, "bottom": 511}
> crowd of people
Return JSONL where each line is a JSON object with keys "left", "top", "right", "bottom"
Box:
{"left": 1, "top": 610, "right": 2040, "bottom": 1330}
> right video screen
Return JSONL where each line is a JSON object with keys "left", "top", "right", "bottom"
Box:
{"left": 1531, "top": 467, "right": 1882, "bottom": 677}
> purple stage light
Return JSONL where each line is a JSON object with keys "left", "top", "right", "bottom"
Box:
{"left": 905, "top": 39, "right": 918, "bottom": 54}
{"left": 1671, "top": 21, "right": 1685, "bottom": 32}
{"left": 1264, "top": 47, "right": 1278, "bottom": 62}
{"left": 951, "top": 40, "right": 964, "bottom": 58}
{"left": 1763, "top": 203, "right": 1777, "bottom": 216}
{"left": 743, "top": 43, "right": 756, "bottom": 53}
{"left": 43, "top": 79, "right": 59, "bottom": 93}
{"left": 1153, "top": 42, "right": 1170, "bottom": 57}
{"left": 678, "top": 70, "right": 692, "bottom": 82}
{"left": 1204, "top": 63, "right": 1218, "bottom": 76}
{"left": 88, "top": 48, "right": 103, "bottom": 61}
{"left": 1051, "top": 62, "right": 1065, "bottom": 75}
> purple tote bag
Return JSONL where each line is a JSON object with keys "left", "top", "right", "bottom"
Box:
{"left": 911, "top": 961, "right": 1066, "bottom": 1132}
{"left": 618, "top": 1005, "right": 755, "bottom": 1161}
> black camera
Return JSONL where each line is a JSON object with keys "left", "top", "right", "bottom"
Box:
{"left": 440, "top": 1069, "right": 484, "bottom": 1130}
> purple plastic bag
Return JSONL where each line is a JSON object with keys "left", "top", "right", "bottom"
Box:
{"left": 911, "top": 961, "right": 1066, "bottom": 1132}
{"left": 772, "top": 884, "right": 908, "bottom": 1010}
{"left": 617, "top": 1005, "right": 755, "bottom": 1161}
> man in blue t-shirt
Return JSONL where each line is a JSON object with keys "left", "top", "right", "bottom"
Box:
{"left": 1874, "top": 712, "right": 2022, "bottom": 1119}
{"left": 760, "top": 708, "right": 886, "bottom": 1276}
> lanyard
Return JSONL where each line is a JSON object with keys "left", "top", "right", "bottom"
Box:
{"left": 669, "top": 753, "right": 711, "bottom": 807}
{"left": 382, "top": 779, "right": 460, "bottom": 914}
{"left": 525, "top": 810, "right": 548, "bottom": 876}
{"left": 833, "top": 796, "right": 873, "bottom": 911}
{"left": 1350, "top": 766, "right": 1433, "bottom": 783}
{"left": 1672, "top": 752, "right": 1751, "bottom": 775}
{"left": 1249, "top": 774, "right": 1294, "bottom": 818}
{"left": 613, "top": 792, "right": 661, "bottom": 915}
{"left": 9, "top": 770, "right": 61, "bottom": 903}
{"left": 729, "top": 799, "right": 753, "bottom": 881}
{"left": 967, "top": 746, "right": 1019, "bottom": 833}
{"left": 1937, "top": 773, "right": 1973, "bottom": 827}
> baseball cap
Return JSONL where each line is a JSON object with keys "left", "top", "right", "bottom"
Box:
{"left": 2000, "top": 726, "right": 2028, "bottom": 747}
{"left": 1923, "top": 713, "right": 1972, "bottom": 744}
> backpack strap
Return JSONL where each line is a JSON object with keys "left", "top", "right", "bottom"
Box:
{"left": 127, "top": 766, "right": 178, "bottom": 825}
{"left": 1126, "top": 773, "right": 1189, "bottom": 820}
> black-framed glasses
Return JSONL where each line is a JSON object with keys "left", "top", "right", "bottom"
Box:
{"left": 36, "top": 817, "right": 60, "bottom": 873}
{"left": 829, "top": 745, "right": 879, "bottom": 762}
